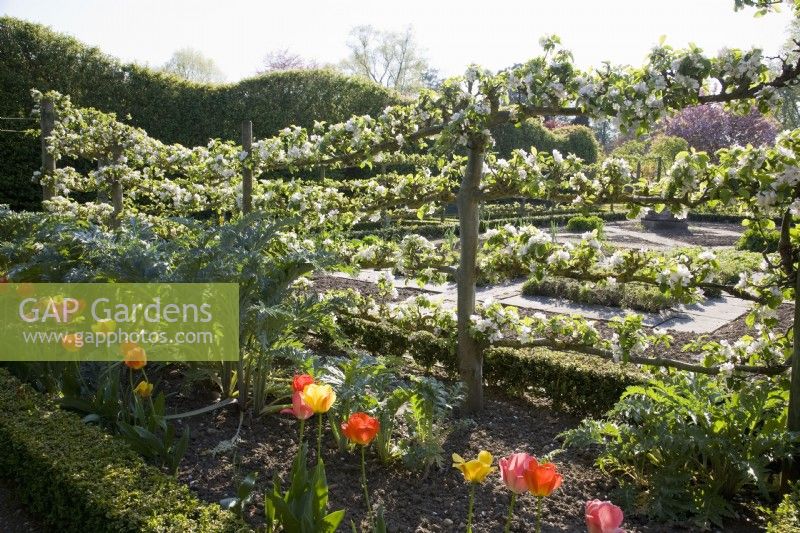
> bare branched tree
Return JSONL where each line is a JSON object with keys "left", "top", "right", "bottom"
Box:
{"left": 259, "top": 49, "right": 318, "bottom": 73}
{"left": 161, "top": 47, "right": 225, "bottom": 84}
{"left": 339, "top": 25, "right": 431, "bottom": 95}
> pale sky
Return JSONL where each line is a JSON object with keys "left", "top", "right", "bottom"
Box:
{"left": 0, "top": 0, "right": 796, "bottom": 82}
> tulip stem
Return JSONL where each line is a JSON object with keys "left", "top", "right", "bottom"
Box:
{"left": 504, "top": 492, "right": 516, "bottom": 533}
{"left": 316, "top": 413, "right": 323, "bottom": 461}
{"left": 466, "top": 484, "right": 476, "bottom": 533}
{"left": 360, "top": 445, "right": 372, "bottom": 521}
{"left": 535, "top": 496, "right": 542, "bottom": 533}
{"left": 298, "top": 418, "right": 305, "bottom": 445}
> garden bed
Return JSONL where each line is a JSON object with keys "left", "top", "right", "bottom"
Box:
{"left": 165, "top": 372, "right": 771, "bottom": 532}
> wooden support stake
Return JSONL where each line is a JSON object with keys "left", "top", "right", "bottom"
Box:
{"left": 40, "top": 99, "right": 56, "bottom": 202}
{"left": 241, "top": 120, "right": 253, "bottom": 214}
{"left": 109, "top": 145, "right": 124, "bottom": 229}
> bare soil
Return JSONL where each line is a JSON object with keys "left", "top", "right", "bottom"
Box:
{"left": 173, "top": 384, "right": 733, "bottom": 532}
{"left": 0, "top": 478, "right": 46, "bottom": 533}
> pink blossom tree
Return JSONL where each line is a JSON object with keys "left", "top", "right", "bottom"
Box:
{"left": 660, "top": 104, "right": 778, "bottom": 156}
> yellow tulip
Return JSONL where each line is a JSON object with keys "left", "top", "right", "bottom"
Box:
{"left": 92, "top": 319, "right": 116, "bottom": 333}
{"left": 300, "top": 383, "right": 336, "bottom": 413}
{"left": 453, "top": 450, "right": 495, "bottom": 483}
{"left": 133, "top": 380, "right": 154, "bottom": 398}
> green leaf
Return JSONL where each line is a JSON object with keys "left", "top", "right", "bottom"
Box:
{"left": 320, "top": 510, "right": 346, "bottom": 532}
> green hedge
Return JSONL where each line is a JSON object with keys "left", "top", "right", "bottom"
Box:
{"left": 493, "top": 120, "right": 601, "bottom": 163}
{"left": 0, "top": 17, "right": 401, "bottom": 210}
{"left": 522, "top": 277, "right": 674, "bottom": 313}
{"left": 768, "top": 483, "right": 800, "bottom": 533}
{"left": 566, "top": 214, "right": 605, "bottom": 233}
{"left": 0, "top": 368, "right": 247, "bottom": 533}
{"left": 348, "top": 211, "right": 626, "bottom": 241}
{"left": 335, "top": 315, "right": 644, "bottom": 415}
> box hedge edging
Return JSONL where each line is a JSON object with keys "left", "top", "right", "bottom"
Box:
{"left": 0, "top": 368, "right": 248, "bottom": 533}
{"left": 335, "top": 315, "right": 645, "bottom": 416}
{"left": 767, "top": 483, "right": 800, "bottom": 532}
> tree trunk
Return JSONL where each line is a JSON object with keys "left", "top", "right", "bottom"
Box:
{"left": 457, "top": 144, "right": 485, "bottom": 413}
{"left": 784, "top": 270, "right": 800, "bottom": 486}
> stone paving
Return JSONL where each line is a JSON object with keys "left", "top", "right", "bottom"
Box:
{"left": 329, "top": 223, "right": 753, "bottom": 334}
{"left": 331, "top": 269, "right": 751, "bottom": 334}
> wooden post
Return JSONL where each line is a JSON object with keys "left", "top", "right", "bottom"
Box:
{"left": 636, "top": 160, "right": 642, "bottom": 181}
{"left": 40, "top": 99, "right": 56, "bottom": 202}
{"left": 109, "top": 145, "right": 124, "bottom": 229}
{"left": 457, "top": 143, "right": 486, "bottom": 413}
{"left": 784, "top": 270, "right": 800, "bottom": 484}
{"left": 380, "top": 164, "right": 390, "bottom": 228}
{"left": 657, "top": 157, "right": 663, "bottom": 180}
{"left": 241, "top": 120, "right": 253, "bottom": 214}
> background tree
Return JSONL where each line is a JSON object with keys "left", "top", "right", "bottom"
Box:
{"left": 660, "top": 104, "right": 778, "bottom": 156}
{"left": 591, "top": 118, "right": 618, "bottom": 151}
{"left": 339, "top": 25, "right": 430, "bottom": 96}
{"left": 161, "top": 47, "right": 225, "bottom": 84}
{"left": 259, "top": 48, "right": 318, "bottom": 73}
{"left": 775, "top": 17, "right": 800, "bottom": 129}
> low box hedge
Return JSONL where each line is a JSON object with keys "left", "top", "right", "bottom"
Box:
{"left": 768, "top": 483, "right": 800, "bottom": 532}
{"left": 521, "top": 276, "right": 674, "bottom": 313}
{"left": 335, "top": 315, "right": 644, "bottom": 416}
{"left": 348, "top": 211, "right": 626, "bottom": 242}
{"left": 0, "top": 368, "right": 247, "bottom": 533}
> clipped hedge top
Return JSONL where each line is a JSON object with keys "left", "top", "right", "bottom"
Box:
{"left": 0, "top": 368, "right": 248, "bottom": 533}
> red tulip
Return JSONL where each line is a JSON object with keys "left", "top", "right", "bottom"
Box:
{"left": 499, "top": 452, "right": 533, "bottom": 494}
{"left": 280, "top": 391, "right": 314, "bottom": 420}
{"left": 586, "top": 500, "right": 624, "bottom": 533}
{"left": 524, "top": 457, "right": 562, "bottom": 497}
{"left": 292, "top": 374, "right": 314, "bottom": 392}
{"left": 341, "top": 412, "right": 380, "bottom": 446}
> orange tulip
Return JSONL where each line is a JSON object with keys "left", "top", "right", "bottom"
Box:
{"left": 16, "top": 282, "right": 34, "bottom": 298}
{"left": 61, "top": 333, "right": 83, "bottom": 353}
{"left": 341, "top": 412, "right": 380, "bottom": 446}
{"left": 123, "top": 345, "right": 147, "bottom": 370}
{"left": 524, "top": 458, "right": 562, "bottom": 497}
{"left": 292, "top": 374, "right": 314, "bottom": 392}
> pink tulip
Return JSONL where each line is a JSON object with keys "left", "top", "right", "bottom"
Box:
{"left": 499, "top": 452, "right": 532, "bottom": 494}
{"left": 586, "top": 500, "right": 624, "bottom": 533}
{"left": 280, "top": 391, "right": 314, "bottom": 420}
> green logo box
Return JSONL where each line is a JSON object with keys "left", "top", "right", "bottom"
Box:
{"left": 0, "top": 283, "right": 239, "bottom": 362}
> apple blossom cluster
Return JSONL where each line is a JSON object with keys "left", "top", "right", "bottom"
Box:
{"left": 325, "top": 289, "right": 457, "bottom": 336}
{"left": 326, "top": 285, "right": 787, "bottom": 375}
{"left": 33, "top": 22, "right": 798, "bottom": 220}
{"left": 684, "top": 306, "right": 791, "bottom": 372}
